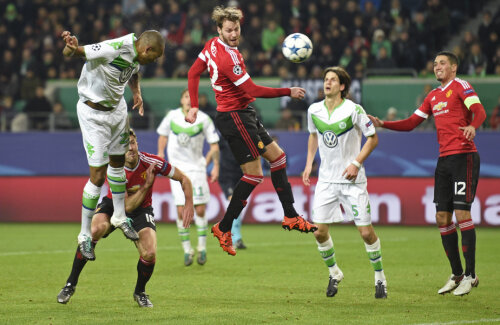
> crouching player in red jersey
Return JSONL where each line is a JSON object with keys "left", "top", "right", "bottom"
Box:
{"left": 369, "top": 51, "right": 486, "bottom": 296}
{"left": 185, "top": 6, "right": 317, "bottom": 256}
{"left": 57, "top": 129, "right": 194, "bottom": 307}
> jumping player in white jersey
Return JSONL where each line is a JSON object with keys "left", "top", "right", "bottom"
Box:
{"left": 186, "top": 6, "right": 317, "bottom": 256}
{"left": 61, "top": 30, "right": 165, "bottom": 260}
{"left": 302, "top": 67, "right": 387, "bottom": 299}
{"left": 157, "top": 89, "right": 220, "bottom": 266}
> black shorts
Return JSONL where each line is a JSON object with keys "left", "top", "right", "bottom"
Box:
{"left": 434, "top": 152, "right": 480, "bottom": 212}
{"left": 95, "top": 197, "right": 156, "bottom": 237}
{"left": 215, "top": 106, "right": 273, "bottom": 164}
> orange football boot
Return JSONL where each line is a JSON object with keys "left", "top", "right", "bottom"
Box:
{"left": 211, "top": 222, "right": 236, "bottom": 256}
{"left": 282, "top": 216, "right": 318, "bottom": 233}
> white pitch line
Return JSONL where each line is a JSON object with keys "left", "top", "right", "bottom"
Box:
{"left": 0, "top": 237, "right": 409, "bottom": 257}
{"left": 410, "top": 318, "right": 500, "bottom": 325}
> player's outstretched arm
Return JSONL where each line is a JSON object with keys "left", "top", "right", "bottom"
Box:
{"left": 369, "top": 113, "right": 424, "bottom": 131}
{"left": 368, "top": 115, "right": 384, "bottom": 127}
{"left": 61, "top": 31, "right": 85, "bottom": 58}
{"left": 128, "top": 74, "right": 144, "bottom": 116}
{"left": 206, "top": 143, "right": 220, "bottom": 183}
{"left": 172, "top": 168, "right": 194, "bottom": 227}
{"left": 156, "top": 135, "right": 168, "bottom": 159}
{"left": 186, "top": 58, "right": 207, "bottom": 123}
{"left": 125, "top": 164, "right": 156, "bottom": 213}
{"left": 302, "top": 133, "right": 318, "bottom": 186}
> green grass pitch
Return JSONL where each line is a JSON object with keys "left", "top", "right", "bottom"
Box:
{"left": 1, "top": 223, "right": 499, "bottom": 324}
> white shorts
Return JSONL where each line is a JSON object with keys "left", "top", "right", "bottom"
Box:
{"left": 312, "top": 181, "right": 372, "bottom": 226}
{"left": 170, "top": 170, "right": 210, "bottom": 206}
{"left": 77, "top": 99, "right": 129, "bottom": 167}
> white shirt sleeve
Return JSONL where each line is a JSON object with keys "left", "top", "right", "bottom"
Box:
{"left": 307, "top": 108, "right": 316, "bottom": 133}
{"left": 354, "top": 104, "right": 376, "bottom": 137}
{"left": 203, "top": 116, "right": 220, "bottom": 144}
{"left": 83, "top": 41, "right": 120, "bottom": 63}
{"left": 156, "top": 111, "right": 172, "bottom": 136}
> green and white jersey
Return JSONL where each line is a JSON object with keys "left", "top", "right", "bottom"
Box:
{"left": 157, "top": 108, "right": 219, "bottom": 173}
{"left": 78, "top": 33, "right": 140, "bottom": 108}
{"left": 307, "top": 99, "right": 376, "bottom": 184}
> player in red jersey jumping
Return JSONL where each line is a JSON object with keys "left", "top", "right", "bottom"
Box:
{"left": 57, "top": 129, "right": 194, "bottom": 307}
{"left": 369, "top": 51, "right": 486, "bottom": 296}
{"left": 185, "top": 6, "right": 317, "bottom": 256}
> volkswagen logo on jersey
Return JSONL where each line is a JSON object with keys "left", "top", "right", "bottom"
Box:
{"left": 323, "top": 130, "right": 338, "bottom": 148}
{"left": 119, "top": 65, "right": 135, "bottom": 83}
{"left": 177, "top": 133, "right": 190, "bottom": 146}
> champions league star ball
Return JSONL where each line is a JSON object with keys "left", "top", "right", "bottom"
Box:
{"left": 282, "top": 33, "right": 313, "bottom": 63}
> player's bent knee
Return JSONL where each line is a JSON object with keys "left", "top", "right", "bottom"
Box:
{"left": 141, "top": 250, "right": 156, "bottom": 262}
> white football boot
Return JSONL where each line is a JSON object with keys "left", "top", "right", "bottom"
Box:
{"left": 453, "top": 275, "right": 479, "bottom": 296}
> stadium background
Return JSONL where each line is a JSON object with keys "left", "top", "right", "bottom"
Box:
{"left": 0, "top": 0, "right": 499, "bottom": 226}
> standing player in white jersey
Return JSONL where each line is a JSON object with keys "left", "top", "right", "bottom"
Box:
{"left": 61, "top": 30, "right": 165, "bottom": 260}
{"left": 185, "top": 6, "right": 317, "bottom": 256}
{"left": 303, "top": 67, "right": 387, "bottom": 299}
{"left": 157, "top": 89, "right": 220, "bottom": 266}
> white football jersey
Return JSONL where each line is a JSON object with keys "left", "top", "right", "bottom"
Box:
{"left": 78, "top": 33, "right": 140, "bottom": 108}
{"left": 157, "top": 108, "right": 219, "bottom": 172}
{"left": 307, "top": 99, "right": 376, "bottom": 183}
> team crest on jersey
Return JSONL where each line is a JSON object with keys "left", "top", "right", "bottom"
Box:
{"left": 233, "top": 65, "right": 242, "bottom": 75}
{"left": 339, "top": 121, "right": 347, "bottom": 129}
{"left": 92, "top": 44, "right": 101, "bottom": 51}
{"left": 119, "top": 65, "right": 135, "bottom": 83}
{"left": 323, "top": 130, "right": 338, "bottom": 148}
{"left": 177, "top": 133, "right": 190, "bottom": 146}
{"left": 446, "top": 90, "right": 453, "bottom": 98}
{"left": 257, "top": 141, "right": 264, "bottom": 149}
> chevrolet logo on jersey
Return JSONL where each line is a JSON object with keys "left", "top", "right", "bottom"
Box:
{"left": 323, "top": 131, "right": 338, "bottom": 148}
{"left": 433, "top": 102, "right": 448, "bottom": 111}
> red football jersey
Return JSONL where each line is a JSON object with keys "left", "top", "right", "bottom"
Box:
{"left": 416, "top": 78, "right": 479, "bottom": 157}
{"left": 197, "top": 37, "right": 254, "bottom": 111}
{"left": 107, "top": 152, "right": 173, "bottom": 208}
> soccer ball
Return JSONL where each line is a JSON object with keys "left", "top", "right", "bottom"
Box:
{"left": 282, "top": 33, "right": 313, "bottom": 63}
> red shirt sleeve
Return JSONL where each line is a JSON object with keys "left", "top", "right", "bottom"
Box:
{"left": 383, "top": 114, "right": 426, "bottom": 131}
{"left": 469, "top": 103, "right": 486, "bottom": 129}
{"left": 238, "top": 77, "right": 291, "bottom": 98}
{"left": 188, "top": 58, "right": 207, "bottom": 108}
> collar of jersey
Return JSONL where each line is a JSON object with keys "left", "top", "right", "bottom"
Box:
{"left": 217, "top": 37, "right": 237, "bottom": 50}
{"left": 323, "top": 98, "right": 345, "bottom": 119}
{"left": 438, "top": 78, "right": 454, "bottom": 91}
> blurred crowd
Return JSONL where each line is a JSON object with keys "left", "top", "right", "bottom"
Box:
{"left": 0, "top": 0, "right": 499, "bottom": 132}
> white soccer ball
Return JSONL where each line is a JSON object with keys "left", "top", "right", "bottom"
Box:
{"left": 282, "top": 33, "right": 313, "bottom": 63}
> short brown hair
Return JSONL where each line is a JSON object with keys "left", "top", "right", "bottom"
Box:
{"left": 212, "top": 6, "right": 243, "bottom": 28}
{"left": 323, "top": 67, "right": 351, "bottom": 99}
{"left": 435, "top": 51, "right": 459, "bottom": 66}
{"left": 129, "top": 128, "right": 136, "bottom": 138}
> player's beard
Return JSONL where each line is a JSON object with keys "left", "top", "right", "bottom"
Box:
{"left": 221, "top": 34, "right": 239, "bottom": 47}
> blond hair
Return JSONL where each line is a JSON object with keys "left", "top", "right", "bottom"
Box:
{"left": 212, "top": 6, "right": 243, "bottom": 28}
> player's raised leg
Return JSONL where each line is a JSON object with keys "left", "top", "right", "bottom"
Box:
{"left": 58, "top": 211, "right": 111, "bottom": 304}
{"left": 263, "top": 142, "right": 317, "bottom": 233}
{"left": 78, "top": 178, "right": 101, "bottom": 260}
{"left": 108, "top": 155, "right": 138, "bottom": 241}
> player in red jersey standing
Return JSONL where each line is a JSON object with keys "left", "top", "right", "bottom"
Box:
{"left": 368, "top": 51, "right": 486, "bottom": 296}
{"left": 57, "top": 129, "right": 194, "bottom": 307}
{"left": 185, "top": 6, "right": 317, "bottom": 256}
